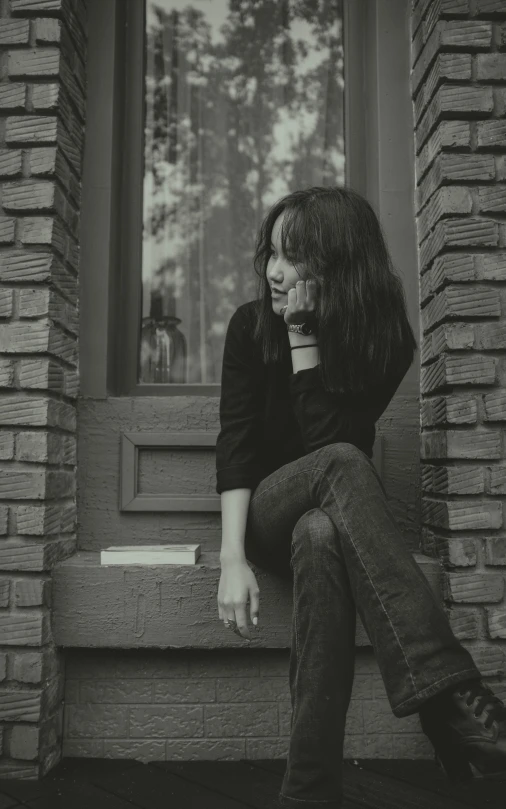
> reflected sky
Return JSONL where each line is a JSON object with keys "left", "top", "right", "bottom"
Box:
{"left": 141, "top": 0, "right": 345, "bottom": 382}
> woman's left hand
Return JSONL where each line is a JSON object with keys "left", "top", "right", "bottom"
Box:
{"left": 281, "top": 279, "right": 319, "bottom": 326}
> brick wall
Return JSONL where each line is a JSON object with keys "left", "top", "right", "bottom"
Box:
{"left": 0, "top": 0, "right": 87, "bottom": 778}
{"left": 413, "top": 0, "right": 506, "bottom": 701}
{"left": 62, "top": 648, "right": 432, "bottom": 761}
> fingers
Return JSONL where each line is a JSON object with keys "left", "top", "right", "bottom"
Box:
{"left": 305, "top": 279, "right": 318, "bottom": 308}
{"left": 233, "top": 606, "right": 251, "bottom": 640}
{"left": 293, "top": 280, "right": 317, "bottom": 310}
{"left": 218, "top": 605, "right": 257, "bottom": 640}
{"left": 250, "top": 588, "right": 259, "bottom": 627}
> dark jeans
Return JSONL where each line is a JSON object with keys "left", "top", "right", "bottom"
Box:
{"left": 243, "top": 442, "right": 481, "bottom": 809}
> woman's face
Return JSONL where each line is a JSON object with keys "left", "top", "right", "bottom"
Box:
{"left": 266, "top": 211, "right": 307, "bottom": 316}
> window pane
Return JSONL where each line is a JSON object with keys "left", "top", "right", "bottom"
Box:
{"left": 140, "top": 0, "right": 345, "bottom": 385}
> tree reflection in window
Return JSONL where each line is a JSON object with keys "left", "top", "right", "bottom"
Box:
{"left": 140, "top": 0, "right": 345, "bottom": 384}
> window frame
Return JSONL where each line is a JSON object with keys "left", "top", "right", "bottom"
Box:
{"left": 80, "top": 0, "right": 416, "bottom": 398}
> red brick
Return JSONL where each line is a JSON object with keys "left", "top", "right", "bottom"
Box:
{"left": 417, "top": 185, "right": 472, "bottom": 244}
{"left": 422, "top": 284, "right": 501, "bottom": 331}
{"left": 0, "top": 19, "right": 30, "bottom": 45}
{"left": 0, "top": 761, "right": 39, "bottom": 778}
{"left": 477, "top": 186, "right": 506, "bottom": 214}
{"left": 18, "top": 216, "right": 66, "bottom": 254}
{"left": 9, "top": 725, "right": 39, "bottom": 760}
{"left": 476, "top": 53, "right": 506, "bottom": 79}
{"left": 0, "top": 288, "right": 14, "bottom": 318}
{"left": 15, "top": 503, "right": 76, "bottom": 535}
{"left": 2, "top": 180, "right": 62, "bottom": 213}
{"left": 464, "top": 642, "right": 505, "bottom": 677}
{"left": 0, "top": 320, "right": 77, "bottom": 365}
{"left": 0, "top": 149, "right": 23, "bottom": 178}
{"left": 420, "top": 219, "right": 498, "bottom": 272}
{"left": 412, "top": 21, "right": 493, "bottom": 95}
{"left": 11, "top": 0, "right": 64, "bottom": 10}
{"left": 483, "top": 390, "right": 506, "bottom": 421}
{"left": 476, "top": 322, "right": 506, "bottom": 350}
{"left": 0, "top": 84, "right": 26, "bottom": 110}
{"left": 0, "top": 536, "right": 76, "bottom": 572}
{"left": 412, "top": 0, "right": 470, "bottom": 39}
{"left": 14, "top": 578, "right": 48, "bottom": 607}
{"left": 0, "top": 358, "right": 15, "bottom": 388}
{"left": 416, "top": 121, "right": 471, "bottom": 182}
{"left": 421, "top": 354, "right": 496, "bottom": 393}
{"left": 445, "top": 572, "right": 504, "bottom": 602}
{"left": 5, "top": 116, "right": 57, "bottom": 145}
{"left": 477, "top": 252, "right": 506, "bottom": 281}
{"left": 414, "top": 55, "right": 472, "bottom": 126}
{"left": 476, "top": 120, "right": 506, "bottom": 149}
{"left": 0, "top": 218, "right": 16, "bottom": 245}
{"left": 486, "top": 464, "right": 506, "bottom": 495}
{"left": 432, "top": 323, "right": 475, "bottom": 353}
{"left": 0, "top": 610, "right": 48, "bottom": 646}
{"left": 34, "top": 17, "right": 62, "bottom": 43}
{"left": 421, "top": 463, "right": 484, "bottom": 494}
{"left": 421, "top": 394, "right": 478, "bottom": 427}
{"left": 0, "top": 689, "right": 42, "bottom": 722}
{"left": 449, "top": 607, "right": 480, "bottom": 640}
{"left": 485, "top": 537, "right": 506, "bottom": 565}
{"left": 416, "top": 87, "right": 494, "bottom": 155}
{"left": 486, "top": 608, "right": 506, "bottom": 639}
{"left": 432, "top": 253, "right": 477, "bottom": 289}
{"left": 421, "top": 429, "right": 502, "bottom": 459}
{"left": 0, "top": 580, "right": 10, "bottom": 608}
{"left": 8, "top": 48, "right": 60, "bottom": 79}
{"left": 0, "top": 252, "right": 77, "bottom": 306}
{"left": 437, "top": 535, "right": 478, "bottom": 566}
{"left": 0, "top": 435, "right": 15, "bottom": 461}
{"left": 422, "top": 497, "right": 502, "bottom": 530}
{"left": 11, "top": 651, "right": 43, "bottom": 684}
{"left": 473, "top": 0, "right": 506, "bottom": 15}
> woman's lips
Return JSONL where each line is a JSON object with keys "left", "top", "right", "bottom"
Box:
{"left": 271, "top": 289, "right": 284, "bottom": 296}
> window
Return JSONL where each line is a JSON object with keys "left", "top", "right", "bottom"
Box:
{"left": 137, "top": 0, "right": 345, "bottom": 386}
{"left": 117, "top": 0, "right": 369, "bottom": 396}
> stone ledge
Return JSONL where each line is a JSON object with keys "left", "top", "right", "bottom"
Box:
{"left": 51, "top": 551, "right": 442, "bottom": 649}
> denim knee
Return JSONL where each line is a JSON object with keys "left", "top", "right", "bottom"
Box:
{"left": 312, "top": 441, "right": 370, "bottom": 468}
{"left": 291, "top": 507, "right": 336, "bottom": 570}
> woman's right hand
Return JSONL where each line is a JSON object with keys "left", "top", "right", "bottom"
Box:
{"left": 217, "top": 559, "right": 260, "bottom": 641}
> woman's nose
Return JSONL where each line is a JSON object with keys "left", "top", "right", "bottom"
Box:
{"left": 268, "top": 262, "right": 282, "bottom": 281}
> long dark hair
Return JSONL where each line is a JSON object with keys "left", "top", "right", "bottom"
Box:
{"left": 252, "top": 186, "right": 418, "bottom": 394}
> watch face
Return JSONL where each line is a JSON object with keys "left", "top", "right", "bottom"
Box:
{"left": 300, "top": 323, "right": 313, "bottom": 335}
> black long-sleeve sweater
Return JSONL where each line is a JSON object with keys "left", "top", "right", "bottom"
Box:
{"left": 215, "top": 299, "right": 412, "bottom": 495}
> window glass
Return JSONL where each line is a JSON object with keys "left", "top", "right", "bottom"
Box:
{"left": 140, "top": 0, "right": 345, "bottom": 384}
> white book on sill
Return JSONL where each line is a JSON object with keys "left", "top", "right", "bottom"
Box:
{"left": 100, "top": 543, "right": 201, "bottom": 566}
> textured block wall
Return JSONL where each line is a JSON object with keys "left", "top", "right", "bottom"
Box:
{"left": 412, "top": 0, "right": 506, "bottom": 699}
{"left": 0, "top": 0, "right": 87, "bottom": 778}
{"left": 62, "top": 648, "right": 433, "bottom": 762}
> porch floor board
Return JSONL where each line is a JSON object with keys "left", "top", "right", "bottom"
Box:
{"left": 1, "top": 757, "right": 505, "bottom": 809}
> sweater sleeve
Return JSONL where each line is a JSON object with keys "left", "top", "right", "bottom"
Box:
{"left": 215, "top": 305, "right": 264, "bottom": 495}
{"left": 288, "top": 360, "right": 411, "bottom": 455}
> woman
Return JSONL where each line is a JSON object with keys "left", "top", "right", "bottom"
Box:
{"left": 215, "top": 186, "right": 506, "bottom": 809}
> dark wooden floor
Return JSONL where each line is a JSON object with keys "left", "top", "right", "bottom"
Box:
{"left": 1, "top": 757, "right": 506, "bottom": 809}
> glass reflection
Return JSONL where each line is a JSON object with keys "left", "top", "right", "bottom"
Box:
{"left": 140, "top": 0, "right": 345, "bottom": 384}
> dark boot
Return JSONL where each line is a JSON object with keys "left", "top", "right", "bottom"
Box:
{"left": 418, "top": 679, "right": 506, "bottom": 782}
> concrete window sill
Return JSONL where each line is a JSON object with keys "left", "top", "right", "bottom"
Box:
{"left": 51, "top": 551, "right": 442, "bottom": 649}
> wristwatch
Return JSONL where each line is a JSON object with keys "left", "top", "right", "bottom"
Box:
{"left": 287, "top": 322, "right": 315, "bottom": 336}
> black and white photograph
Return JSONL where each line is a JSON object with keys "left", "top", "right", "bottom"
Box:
{"left": 0, "top": 0, "right": 506, "bottom": 807}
